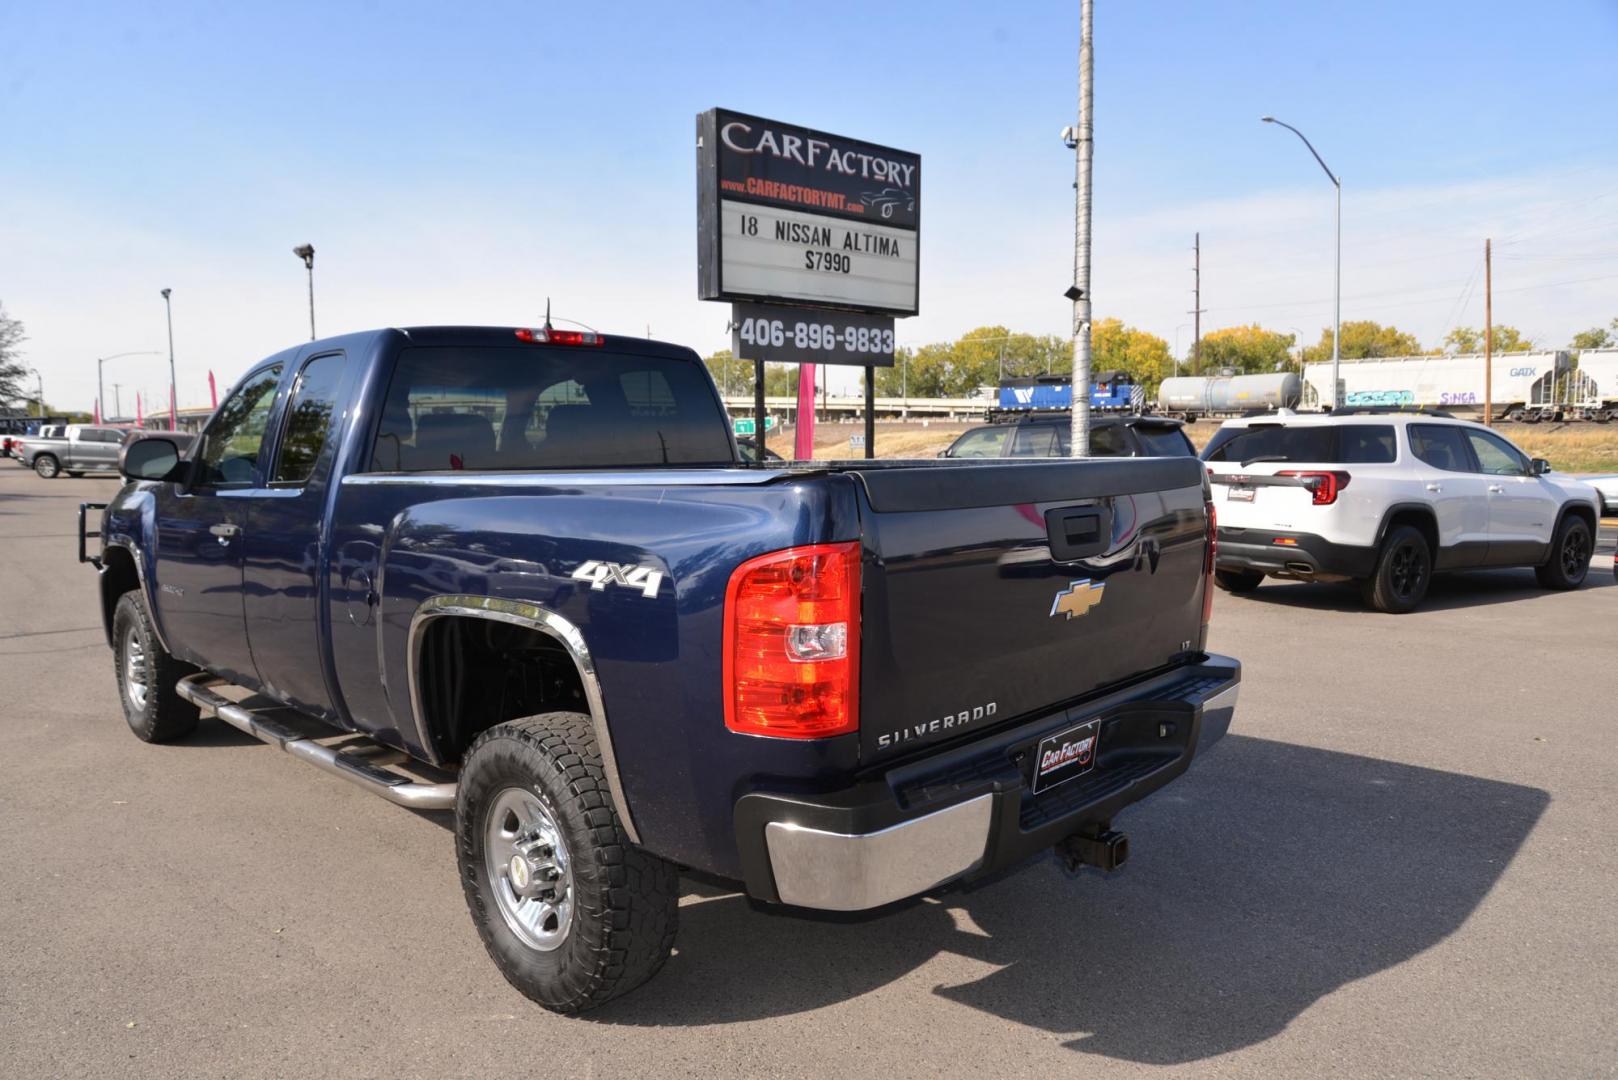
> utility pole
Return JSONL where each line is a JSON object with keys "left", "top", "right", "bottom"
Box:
{"left": 112, "top": 383, "right": 123, "bottom": 418}
{"left": 1484, "top": 238, "right": 1493, "bottom": 427}
{"left": 1190, "top": 233, "right": 1206, "bottom": 374}
{"left": 1066, "top": 0, "right": 1094, "bottom": 457}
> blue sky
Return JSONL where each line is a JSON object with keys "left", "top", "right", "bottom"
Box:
{"left": 4, "top": 0, "right": 1617, "bottom": 410}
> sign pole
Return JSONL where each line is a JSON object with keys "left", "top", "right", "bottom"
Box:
{"left": 864, "top": 366, "right": 875, "bottom": 459}
{"left": 1069, "top": 0, "right": 1094, "bottom": 457}
{"left": 753, "top": 358, "right": 766, "bottom": 458}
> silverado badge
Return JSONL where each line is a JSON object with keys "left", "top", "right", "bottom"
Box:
{"left": 1050, "top": 579, "right": 1105, "bottom": 620}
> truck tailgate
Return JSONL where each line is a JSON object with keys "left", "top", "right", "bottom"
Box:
{"left": 850, "top": 458, "right": 1209, "bottom": 761}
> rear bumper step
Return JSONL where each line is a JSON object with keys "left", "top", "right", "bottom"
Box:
{"left": 176, "top": 675, "right": 457, "bottom": 811}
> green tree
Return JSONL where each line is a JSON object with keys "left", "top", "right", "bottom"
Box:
{"left": 0, "top": 302, "right": 29, "bottom": 409}
{"left": 1300, "top": 320, "right": 1424, "bottom": 363}
{"left": 1571, "top": 325, "right": 1614, "bottom": 350}
{"left": 875, "top": 326, "right": 1068, "bottom": 398}
{"left": 1443, "top": 325, "right": 1534, "bottom": 354}
{"left": 1090, "top": 319, "right": 1173, "bottom": 394}
{"left": 704, "top": 349, "right": 797, "bottom": 398}
{"left": 1194, "top": 324, "right": 1297, "bottom": 375}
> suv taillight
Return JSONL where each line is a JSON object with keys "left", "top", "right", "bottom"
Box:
{"left": 1278, "top": 470, "right": 1351, "bottom": 505}
{"left": 723, "top": 542, "right": 861, "bottom": 739}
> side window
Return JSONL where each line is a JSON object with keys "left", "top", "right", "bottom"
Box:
{"left": 947, "top": 427, "right": 1010, "bottom": 458}
{"left": 1407, "top": 424, "right": 1471, "bottom": 473}
{"left": 1010, "top": 425, "right": 1058, "bottom": 457}
{"left": 1464, "top": 429, "right": 1528, "bottom": 476}
{"left": 272, "top": 354, "right": 346, "bottom": 485}
{"left": 195, "top": 366, "right": 283, "bottom": 487}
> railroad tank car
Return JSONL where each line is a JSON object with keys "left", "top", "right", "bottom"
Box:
{"left": 1156, "top": 372, "right": 1301, "bottom": 418}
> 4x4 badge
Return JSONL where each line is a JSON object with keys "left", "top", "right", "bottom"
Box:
{"left": 1050, "top": 579, "right": 1105, "bottom": 620}
{"left": 572, "top": 560, "right": 664, "bottom": 599}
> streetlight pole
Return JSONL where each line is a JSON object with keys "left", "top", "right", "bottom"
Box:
{"left": 98, "top": 350, "right": 163, "bottom": 423}
{"left": 160, "top": 288, "right": 178, "bottom": 431}
{"left": 1262, "top": 116, "right": 1340, "bottom": 410}
{"left": 1066, "top": 0, "right": 1095, "bottom": 456}
{"left": 293, "top": 244, "right": 316, "bottom": 340}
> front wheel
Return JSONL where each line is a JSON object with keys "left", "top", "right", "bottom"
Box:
{"left": 112, "top": 591, "right": 200, "bottom": 741}
{"left": 1536, "top": 516, "right": 1591, "bottom": 590}
{"left": 456, "top": 713, "right": 678, "bottom": 1013}
{"left": 34, "top": 454, "right": 59, "bottom": 479}
{"left": 1361, "top": 525, "right": 1432, "bottom": 614}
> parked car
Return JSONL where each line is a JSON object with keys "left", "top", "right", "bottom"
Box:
{"left": 734, "top": 435, "right": 782, "bottom": 464}
{"left": 84, "top": 325, "right": 1238, "bottom": 1012}
{"left": 16, "top": 424, "right": 130, "bottom": 478}
{"left": 1583, "top": 474, "right": 1618, "bottom": 516}
{"left": 940, "top": 413, "right": 1196, "bottom": 459}
{"left": 1201, "top": 410, "right": 1601, "bottom": 612}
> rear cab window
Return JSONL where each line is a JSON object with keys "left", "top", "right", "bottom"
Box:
{"left": 368, "top": 345, "right": 734, "bottom": 472}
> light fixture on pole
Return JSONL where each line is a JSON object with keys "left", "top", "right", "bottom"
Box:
{"left": 292, "top": 244, "right": 316, "bottom": 340}
{"left": 1262, "top": 116, "right": 1340, "bottom": 410}
{"left": 160, "top": 288, "right": 178, "bottom": 431}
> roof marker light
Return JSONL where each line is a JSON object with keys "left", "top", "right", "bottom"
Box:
{"left": 515, "top": 327, "right": 604, "bottom": 347}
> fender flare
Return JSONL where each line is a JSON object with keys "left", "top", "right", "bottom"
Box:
{"left": 405, "top": 594, "right": 641, "bottom": 845}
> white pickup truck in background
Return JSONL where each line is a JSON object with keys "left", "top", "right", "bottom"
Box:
{"left": 15, "top": 424, "right": 128, "bottom": 478}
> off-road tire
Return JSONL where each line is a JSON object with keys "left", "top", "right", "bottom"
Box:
{"left": 112, "top": 591, "right": 200, "bottom": 741}
{"left": 1535, "top": 515, "right": 1592, "bottom": 590}
{"left": 457, "top": 712, "right": 678, "bottom": 1013}
{"left": 1361, "top": 525, "right": 1432, "bottom": 614}
{"left": 34, "top": 454, "right": 60, "bottom": 479}
{"left": 1214, "top": 568, "right": 1264, "bottom": 594}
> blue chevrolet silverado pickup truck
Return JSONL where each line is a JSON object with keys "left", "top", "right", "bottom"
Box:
{"left": 83, "top": 325, "right": 1240, "bottom": 1012}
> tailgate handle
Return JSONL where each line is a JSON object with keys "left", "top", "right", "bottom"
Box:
{"left": 1045, "top": 505, "right": 1112, "bottom": 562}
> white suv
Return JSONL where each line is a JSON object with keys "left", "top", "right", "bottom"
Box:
{"left": 1202, "top": 411, "right": 1601, "bottom": 613}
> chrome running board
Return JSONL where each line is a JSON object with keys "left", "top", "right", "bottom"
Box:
{"left": 176, "top": 674, "right": 457, "bottom": 811}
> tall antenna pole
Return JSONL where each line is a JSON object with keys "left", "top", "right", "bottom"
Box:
{"left": 1484, "top": 238, "right": 1493, "bottom": 426}
{"left": 1191, "top": 233, "right": 1205, "bottom": 374}
{"left": 1068, "top": 0, "right": 1094, "bottom": 457}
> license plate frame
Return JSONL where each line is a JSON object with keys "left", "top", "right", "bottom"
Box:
{"left": 1226, "top": 484, "right": 1255, "bottom": 502}
{"left": 1031, "top": 718, "right": 1102, "bottom": 794}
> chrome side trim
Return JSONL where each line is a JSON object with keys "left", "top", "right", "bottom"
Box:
{"left": 765, "top": 794, "right": 994, "bottom": 911}
{"left": 177, "top": 674, "right": 457, "bottom": 810}
{"left": 406, "top": 595, "right": 640, "bottom": 844}
{"left": 103, "top": 537, "right": 172, "bottom": 654}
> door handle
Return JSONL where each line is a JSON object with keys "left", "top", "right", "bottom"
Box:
{"left": 1487, "top": 485, "right": 1505, "bottom": 494}
{"left": 209, "top": 523, "right": 241, "bottom": 541}
{"left": 1426, "top": 483, "right": 1442, "bottom": 493}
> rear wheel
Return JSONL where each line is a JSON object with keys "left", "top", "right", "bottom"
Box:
{"left": 112, "top": 591, "right": 200, "bottom": 741}
{"left": 1361, "top": 525, "right": 1431, "bottom": 614}
{"left": 1214, "top": 568, "right": 1264, "bottom": 594}
{"left": 1536, "top": 515, "right": 1591, "bottom": 590}
{"left": 34, "top": 454, "right": 59, "bottom": 479}
{"left": 456, "top": 712, "right": 678, "bottom": 1013}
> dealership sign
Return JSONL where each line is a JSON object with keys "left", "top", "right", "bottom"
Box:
{"left": 697, "top": 108, "right": 920, "bottom": 316}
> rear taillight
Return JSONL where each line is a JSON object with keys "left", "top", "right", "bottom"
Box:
{"left": 515, "top": 327, "right": 604, "bottom": 346}
{"left": 723, "top": 542, "right": 861, "bottom": 739}
{"left": 1202, "top": 499, "right": 1217, "bottom": 628}
{"left": 1278, "top": 470, "right": 1351, "bottom": 505}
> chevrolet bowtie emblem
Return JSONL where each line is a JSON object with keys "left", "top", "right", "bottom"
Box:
{"left": 1050, "top": 579, "right": 1105, "bottom": 620}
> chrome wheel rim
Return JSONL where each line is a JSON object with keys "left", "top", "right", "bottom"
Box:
{"left": 484, "top": 787, "right": 573, "bottom": 952}
{"left": 1562, "top": 528, "right": 1589, "bottom": 579}
{"left": 122, "top": 625, "right": 149, "bottom": 710}
{"left": 1390, "top": 542, "right": 1427, "bottom": 601}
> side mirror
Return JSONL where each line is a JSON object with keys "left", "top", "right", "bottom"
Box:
{"left": 1530, "top": 458, "right": 1552, "bottom": 476}
{"left": 121, "top": 437, "right": 182, "bottom": 482}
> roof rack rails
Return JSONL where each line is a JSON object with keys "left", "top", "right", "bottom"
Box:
{"left": 1325, "top": 406, "right": 1458, "bottom": 419}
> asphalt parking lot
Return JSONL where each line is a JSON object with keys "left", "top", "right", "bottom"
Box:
{"left": 2, "top": 464, "right": 1614, "bottom": 1079}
